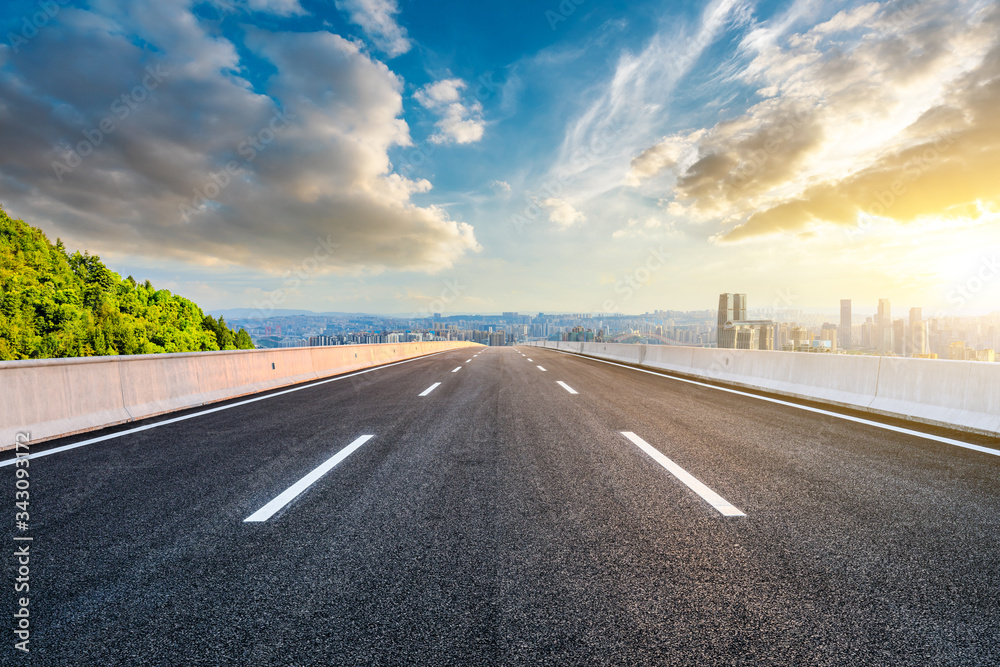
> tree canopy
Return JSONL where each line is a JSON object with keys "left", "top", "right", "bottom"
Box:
{"left": 0, "top": 207, "right": 253, "bottom": 360}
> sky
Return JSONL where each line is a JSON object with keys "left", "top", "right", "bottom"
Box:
{"left": 1, "top": 0, "right": 999, "bottom": 317}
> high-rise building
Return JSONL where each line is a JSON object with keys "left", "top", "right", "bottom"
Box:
{"left": 717, "top": 293, "right": 736, "bottom": 348}
{"left": 757, "top": 324, "right": 775, "bottom": 351}
{"left": 791, "top": 327, "right": 809, "bottom": 350}
{"left": 777, "top": 322, "right": 790, "bottom": 350}
{"left": 877, "top": 298, "right": 892, "bottom": 354}
{"left": 893, "top": 319, "right": 906, "bottom": 356}
{"left": 840, "top": 299, "right": 852, "bottom": 350}
{"left": 908, "top": 307, "right": 926, "bottom": 357}
{"left": 820, "top": 323, "right": 839, "bottom": 351}
{"left": 911, "top": 320, "right": 929, "bottom": 356}
{"left": 733, "top": 293, "right": 747, "bottom": 322}
{"left": 735, "top": 327, "right": 758, "bottom": 350}
{"left": 717, "top": 293, "right": 770, "bottom": 350}
{"left": 718, "top": 294, "right": 734, "bottom": 323}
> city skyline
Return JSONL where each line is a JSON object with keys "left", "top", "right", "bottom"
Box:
{"left": 1, "top": 1, "right": 999, "bottom": 315}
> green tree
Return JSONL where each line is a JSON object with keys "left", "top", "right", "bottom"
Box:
{"left": 0, "top": 206, "right": 254, "bottom": 360}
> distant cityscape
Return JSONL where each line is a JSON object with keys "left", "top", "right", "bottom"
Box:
{"left": 716, "top": 293, "right": 998, "bottom": 361}
{"left": 221, "top": 297, "right": 1000, "bottom": 363}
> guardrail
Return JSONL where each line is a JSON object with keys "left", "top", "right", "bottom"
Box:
{"left": 528, "top": 341, "right": 1000, "bottom": 437}
{"left": 1, "top": 341, "right": 480, "bottom": 449}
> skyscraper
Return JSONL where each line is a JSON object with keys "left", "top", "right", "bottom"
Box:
{"left": 735, "top": 327, "right": 757, "bottom": 350}
{"left": 821, "top": 323, "right": 839, "bottom": 351}
{"left": 909, "top": 307, "right": 927, "bottom": 356}
{"left": 893, "top": 319, "right": 906, "bottom": 356}
{"left": 718, "top": 293, "right": 734, "bottom": 328}
{"left": 757, "top": 324, "right": 775, "bottom": 351}
{"left": 733, "top": 293, "right": 747, "bottom": 322}
{"left": 791, "top": 327, "right": 809, "bottom": 350}
{"left": 877, "top": 298, "right": 892, "bottom": 354}
{"left": 718, "top": 293, "right": 736, "bottom": 348}
{"left": 840, "top": 299, "right": 852, "bottom": 350}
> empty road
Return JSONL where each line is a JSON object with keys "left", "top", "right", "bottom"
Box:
{"left": 4, "top": 345, "right": 1000, "bottom": 665}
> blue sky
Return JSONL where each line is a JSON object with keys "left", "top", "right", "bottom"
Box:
{"left": 2, "top": 0, "right": 999, "bottom": 316}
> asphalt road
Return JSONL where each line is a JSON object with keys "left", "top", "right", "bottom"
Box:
{"left": 4, "top": 345, "right": 1000, "bottom": 665}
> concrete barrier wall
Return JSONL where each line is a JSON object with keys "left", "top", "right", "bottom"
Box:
{"left": 1, "top": 341, "right": 478, "bottom": 449}
{"left": 528, "top": 341, "right": 1000, "bottom": 437}
{"left": 868, "top": 356, "right": 1000, "bottom": 435}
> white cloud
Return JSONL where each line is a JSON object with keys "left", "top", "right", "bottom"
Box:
{"left": 626, "top": 129, "right": 705, "bottom": 186}
{"left": 414, "top": 78, "right": 464, "bottom": 107}
{"left": 490, "top": 180, "right": 511, "bottom": 193}
{"left": 541, "top": 198, "right": 585, "bottom": 230}
{"left": 247, "top": 0, "right": 306, "bottom": 16}
{"left": 414, "top": 78, "right": 486, "bottom": 145}
{"left": 812, "top": 3, "right": 880, "bottom": 35}
{"left": 548, "top": 0, "right": 750, "bottom": 199}
{"left": 335, "top": 0, "right": 411, "bottom": 58}
{"left": 626, "top": 0, "right": 1000, "bottom": 242}
{"left": 611, "top": 216, "right": 676, "bottom": 240}
{"left": 0, "top": 2, "right": 479, "bottom": 273}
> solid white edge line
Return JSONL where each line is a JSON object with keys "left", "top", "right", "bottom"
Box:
{"left": 419, "top": 382, "right": 442, "bottom": 397}
{"left": 452, "top": 367, "right": 462, "bottom": 373}
{"left": 544, "top": 348, "right": 1000, "bottom": 459}
{"left": 556, "top": 381, "right": 578, "bottom": 394}
{"left": 537, "top": 366, "right": 547, "bottom": 372}
{"left": 245, "top": 435, "right": 374, "bottom": 522}
{"left": 0, "top": 349, "right": 461, "bottom": 467}
{"left": 621, "top": 431, "right": 745, "bottom": 517}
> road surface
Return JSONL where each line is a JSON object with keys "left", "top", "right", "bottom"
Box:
{"left": 4, "top": 346, "right": 1000, "bottom": 665}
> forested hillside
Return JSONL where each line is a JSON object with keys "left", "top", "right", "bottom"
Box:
{"left": 0, "top": 207, "right": 252, "bottom": 360}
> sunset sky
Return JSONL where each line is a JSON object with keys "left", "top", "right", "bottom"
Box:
{"left": 1, "top": 0, "right": 998, "bottom": 316}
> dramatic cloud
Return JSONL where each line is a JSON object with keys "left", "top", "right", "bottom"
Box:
{"left": 335, "top": 0, "right": 411, "bottom": 58}
{"left": 627, "top": 0, "right": 1000, "bottom": 243}
{"left": 626, "top": 129, "right": 705, "bottom": 186}
{"left": 725, "top": 38, "right": 1000, "bottom": 241}
{"left": 414, "top": 78, "right": 485, "bottom": 145}
{"left": 551, "top": 0, "right": 750, "bottom": 198}
{"left": 0, "top": 0, "right": 478, "bottom": 273}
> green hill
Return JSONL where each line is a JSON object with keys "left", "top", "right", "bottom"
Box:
{"left": 0, "top": 206, "right": 253, "bottom": 360}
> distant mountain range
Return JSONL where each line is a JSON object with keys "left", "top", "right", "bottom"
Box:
{"left": 210, "top": 308, "right": 393, "bottom": 320}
